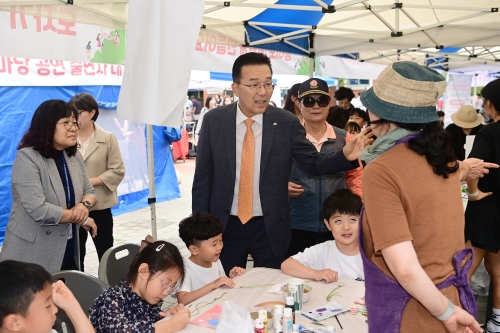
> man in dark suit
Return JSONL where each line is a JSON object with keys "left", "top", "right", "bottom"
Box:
{"left": 192, "top": 53, "right": 369, "bottom": 274}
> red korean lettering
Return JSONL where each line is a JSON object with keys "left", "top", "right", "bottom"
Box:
{"left": 96, "top": 63, "right": 107, "bottom": 75}
{"left": 0, "top": 57, "right": 13, "bottom": 74}
{"left": 70, "top": 62, "right": 82, "bottom": 75}
{"left": 50, "top": 60, "right": 65, "bottom": 75}
{"left": 56, "top": 20, "right": 76, "bottom": 36}
{"left": 10, "top": 12, "right": 28, "bottom": 30}
{"left": 227, "top": 46, "right": 237, "bottom": 56}
{"left": 35, "top": 60, "right": 51, "bottom": 76}
{"left": 83, "top": 63, "right": 96, "bottom": 75}
{"left": 33, "top": 15, "right": 42, "bottom": 32}
{"left": 13, "top": 58, "right": 30, "bottom": 75}
{"left": 43, "top": 18, "right": 57, "bottom": 33}
{"left": 216, "top": 45, "right": 226, "bottom": 55}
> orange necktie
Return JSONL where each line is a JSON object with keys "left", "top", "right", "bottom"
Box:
{"left": 238, "top": 118, "right": 255, "bottom": 224}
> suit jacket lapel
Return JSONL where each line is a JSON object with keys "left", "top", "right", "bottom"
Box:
{"left": 65, "top": 152, "right": 83, "bottom": 203}
{"left": 83, "top": 125, "right": 102, "bottom": 161}
{"left": 225, "top": 105, "right": 237, "bottom": 184}
{"left": 45, "top": 157, "right": 67, "bottom": 208}
{"left": 260, "top": 109, "right": 276, "bottom": 175}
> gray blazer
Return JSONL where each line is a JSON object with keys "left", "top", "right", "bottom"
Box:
{"left": 192, "top": 104, "right": 358, "bottom": 259}
{"left": 0, "top": 147, "right": 96, "bottom": 273}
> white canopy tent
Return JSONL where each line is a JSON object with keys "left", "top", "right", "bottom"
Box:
{"left": 202, "top": 0, "right": 500, "bottom": 72}
{"left": 2, "top": 0, "right": 499, "bottom": 72}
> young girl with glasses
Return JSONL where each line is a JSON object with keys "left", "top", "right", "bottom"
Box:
{"left": 89, "top": 241, "right": 190, "bottom": 333}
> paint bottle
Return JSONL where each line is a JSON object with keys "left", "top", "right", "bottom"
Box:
{"left": 274, "top": 304, "right": 283, "bottom": 333}
{"left": 255, "top": 319, "right": 265, "bottom": 333}
{"left": 259, "top": 309, "right": 269, "bottom": 333}
{"left": 285, "top": 296, "right": 296, "bottom": 323}
{"left": 283, "top": 308, "right": 294, "bottom": 333}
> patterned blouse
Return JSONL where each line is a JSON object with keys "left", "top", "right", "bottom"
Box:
{"left": 89, "top": 280, "right": 162, "bottom": 333}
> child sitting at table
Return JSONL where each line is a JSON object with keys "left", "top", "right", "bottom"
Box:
{"left": 281, "top": 189, "right": 364, "bottom": 282}
{"left": 177, "top": 213, "right": 246, "bottom": 305}
{"left": 89, "top": 241, "right": 190, "bottom": 333}
{"left": 0, "top": 260, "right": 95, "bottom": 333}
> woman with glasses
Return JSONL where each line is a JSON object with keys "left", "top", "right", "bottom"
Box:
{"left": 89, "top": 241, "right": 190, "bottom": 333}
{"left": 0, "top": 100, "right": 97, "bottom": 273}
{"left": 69, "top": 92, "right": 125, "bottom": 271}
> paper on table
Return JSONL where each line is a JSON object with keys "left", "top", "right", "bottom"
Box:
{"left": 301, "top": 301, "right": 349, "bottom": 322}
{"left": 190, "top": 304, "right": 223, "bottom": 329}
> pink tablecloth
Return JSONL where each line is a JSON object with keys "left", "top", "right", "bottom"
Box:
{"left": 177, "top": 267, "right": 368, "bottom": 333}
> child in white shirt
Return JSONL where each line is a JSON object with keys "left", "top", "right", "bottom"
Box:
{"left": 177, "top": 214, "right": 246, "bottom": 305}
{"left": 281, "top": 189, "right": 364, "bottom": 282}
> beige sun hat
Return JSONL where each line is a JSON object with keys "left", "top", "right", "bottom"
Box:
{"left": 451, "top": 105, "right": 483, "bottom": 128}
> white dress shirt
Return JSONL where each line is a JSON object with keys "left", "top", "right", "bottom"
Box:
{"left": 230, "top": 104, "right": 263, "bottom": 217}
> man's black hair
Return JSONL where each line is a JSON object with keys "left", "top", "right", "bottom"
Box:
{"left": 232, "top": 52, "right": 273, "bottom": 83}
{"left": 178, "top": 213, "right": 224, "bottom": 247}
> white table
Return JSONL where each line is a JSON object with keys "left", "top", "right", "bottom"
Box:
{"left": 179, "top": 267, "right": 368, "bottom": 332}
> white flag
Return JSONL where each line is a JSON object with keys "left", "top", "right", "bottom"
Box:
{"left": 117, "top": 0, "right": 204, "bottom": 127}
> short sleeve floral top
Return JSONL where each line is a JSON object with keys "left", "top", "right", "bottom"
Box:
{"left": 89, "top": 279, "right": 162, "bottom": 333}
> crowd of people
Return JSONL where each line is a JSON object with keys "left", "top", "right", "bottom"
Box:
{"left": 0, "top": 51, "right": 499, "bottom": 333}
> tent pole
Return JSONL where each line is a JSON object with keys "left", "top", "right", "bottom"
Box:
{"left": 146, "top": 124, "right": 157, "bottom": 240}
{"left": 474, "top": 72, "right": 477, "bottom": 96}
{"left": 308, "top": 56, "right": 314, "bottom": 78}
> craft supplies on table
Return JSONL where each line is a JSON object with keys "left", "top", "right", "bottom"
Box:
{"left": 168, "top": 267, "right": 366, "bottom": 333}
{"left": 300, "top": 301, "right": 349, "bottom": 322}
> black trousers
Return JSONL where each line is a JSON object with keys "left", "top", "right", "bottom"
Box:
{"left": 286, "top": 228, "right": 334, "bottom": 258}
{"left": 219, "top": 215, "right": 285, "bottom": 276}
{"left": 79, "top": 208, "right": 114, "bottom": 271}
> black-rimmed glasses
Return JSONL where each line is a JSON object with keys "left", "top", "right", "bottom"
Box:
{"left": 235, "top": 82, "right": 275, "bottom": 93}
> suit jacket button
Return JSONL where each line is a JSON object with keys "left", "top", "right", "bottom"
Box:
{"left": 46, "top": 230, "right": 51, "bottom": 235}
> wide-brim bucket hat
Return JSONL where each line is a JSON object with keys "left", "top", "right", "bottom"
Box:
{"left": 360, "top": 61, "right": 446, "bottom": 124}
{"left": 451, "top": 105, "right": 483, "bottom": 128}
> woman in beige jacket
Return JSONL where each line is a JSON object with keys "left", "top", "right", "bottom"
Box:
{"left": 70, "top": 92, "right": 125, "bottom": 271}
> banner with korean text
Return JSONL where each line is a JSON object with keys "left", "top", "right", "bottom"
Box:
{"left": 0, "top": 56, "right": 123, "bottom": 86}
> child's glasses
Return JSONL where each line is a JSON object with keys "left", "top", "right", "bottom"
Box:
{"left": 151, "top": 269, "right": 180, "bottom": 295}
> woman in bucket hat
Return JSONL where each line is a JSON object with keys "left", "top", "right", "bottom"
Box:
{"left": 464, "top": 78, "right": 500, "bottom": 333}
{"left": 446, "top": 105, "right": 484, "bottom": 161}
{"left": 359, "top": 61, "right": 493, "bottom": 332}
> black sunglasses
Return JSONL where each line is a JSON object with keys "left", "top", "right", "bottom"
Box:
{"left": 301, "top": 95, "right": 330, "bottom": 108}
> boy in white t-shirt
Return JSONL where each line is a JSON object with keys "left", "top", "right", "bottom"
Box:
{"left": 177, "top": 213, "right": 246, "bottom": 305}
{"left": 281, "top": 189, "right": 364, "bottom": 282}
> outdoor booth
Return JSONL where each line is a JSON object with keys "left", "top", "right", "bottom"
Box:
{"left": 0, "top": 59, "right": 180, "bottom": 244}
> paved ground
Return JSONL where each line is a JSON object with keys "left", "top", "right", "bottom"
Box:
{"left": 83, "top": 157, "right": 197, "bottom": 277}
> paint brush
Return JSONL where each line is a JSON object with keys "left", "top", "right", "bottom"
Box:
{"left": 335, "top": 315, "right": 343, "bottom": 329}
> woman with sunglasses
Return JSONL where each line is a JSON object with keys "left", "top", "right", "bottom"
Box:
{"left": 0, "top": 100, "right": 97, "bottom": 273}
{"left": 90, "top": 241, "right": 190, "bottom": 333}
{"left": 287, "top": 78, "right": 363, "bottom": 257}
{"left": 69, "top": 92, "right": 125, "bottom": 271}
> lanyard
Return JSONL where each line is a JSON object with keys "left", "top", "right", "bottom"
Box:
{"left": 61, "top": 157, "right": 71, "bottom": 209}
